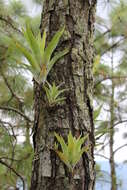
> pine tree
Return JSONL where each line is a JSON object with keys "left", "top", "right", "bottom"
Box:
{"left": 30, "top": 1, "right": 96, "bottom": 189}
{"left": 94, "top": 1, "right": 127, "bottom": 189}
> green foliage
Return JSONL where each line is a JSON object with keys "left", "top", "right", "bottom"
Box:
{"left": 44, "top": 82, "right": 67, "bottom": 107}
{"left": 9, "top": 0, "right": 27, "bottom": 17}
{"left": 93, "top": 55, "right": 101, "bottom": 74}
{"left": 24, "top": 16, "right": 41, "bottom": 36}
{"left": 0, "top": 1, "right": 38, "bottom": 189}
{"left": 12, "top": 24, "right": 69, "bottom": 83}
{"left": 94, "top": 63, "right": 111, "bottom": 77}
{"left": 95, "top": 121, "right": 110, "bottom": 138}
{"left": 32, "top": 0, "right": 42, "bottom": 5}
{"left": 94, "top": 105, "right": 102, "bottom": 121}
{"left": 54, "top": 131, "right": 88, "bottom": 172}
{"left": 15, "top": 142, "right": 33, "bottom": 188}
{"left": 94, "top": 31, "right": 110, "bottom": 55}
{"left": 0, "top": 124, "right": 33, "bottom": 189}
{"left": 110, "top": 1, "right": 127, "bottom": 37}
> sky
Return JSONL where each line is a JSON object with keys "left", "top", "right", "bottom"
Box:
{"left": 7, "top": 0, "right": 127, "bottom": 163}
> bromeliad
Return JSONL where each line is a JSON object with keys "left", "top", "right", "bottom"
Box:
{"left": 12, "top": 23, "right": 69, "bottom": 84}
{"left": 54, "top": 131, "right": 89, "bottom": 173}
{"left": 43, "top": 82, "right": 67, "bottom": 107}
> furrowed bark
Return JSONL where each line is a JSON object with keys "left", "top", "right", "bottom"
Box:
{"left": 30, "top": 1, "right": 96, "bottom": 190}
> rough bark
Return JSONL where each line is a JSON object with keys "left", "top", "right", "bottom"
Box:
{"left": 30, "top": 1, "right": 96, "bottom": 190}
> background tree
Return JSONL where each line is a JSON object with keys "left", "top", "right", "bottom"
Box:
{"left": 94, "top": 1, "right": 127, "bottom": 189}
{"left": 0, "top": 0, "right": 41, "bottom": 189}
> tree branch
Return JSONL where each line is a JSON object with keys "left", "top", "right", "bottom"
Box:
{"left": 0, "top": 119, "right": 17, "bottom": 168}
{"left": 114, "top": 143, "right": 127, "bottom": 154}
{"left": 101, "top": 36, "right": 127, "bottom": 56}
{"left": 0, "top": 157, "right": 19, "bottom": 162}
{"left": 113, "top": 120, "right": 127, "bottom": 128}
{"left": 0, "top": 15, "right": 22, "bottom": 34}
{"left": 94, "top": 29, "right": 111, "bottom": 42}
{"left": 1, "top": 71, "right": 24, "bottom": 105}
{"left": 95, "top": 75, "right": 127, "bottom": 87}
{"left": 0, "top": 119, "right": 17, "bottom": 139}
{"left": 0, "top": 159, "right": 25, "bottom": 190}
{"left": 95, "top": 153, "right": 109, "bottom": 160}
{"left": 0, "top": 106, "right": 32, "bottom": 123}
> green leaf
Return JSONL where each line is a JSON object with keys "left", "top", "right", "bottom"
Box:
{"left": 93, "top": 55, "right": 100, "bottom": 74}
{"left": 94, "top": 105, "right": 102, "bottom": 121}
{"left": 68, "top": 131, "right": 75, "bottom": 151}
{"left": 43, "top": 85, "right": 50, "bottom": 100}
{"left": 23, "top": 23, "right": 41, "bottom": 67}
{"left": 11, "top": 25, "right": 67, "bottom": 83}
{"left": 44, "top": 27, "right": 65, "bottom": 64}
{"left": 47, "top": 48, "right": 69, "bottom": 75}
{"left": 54, "top": 89, "right": 67, "bottom": 99}
{"left": 43, "top": 82, "right": 66, "bottom": 106}
{"left": 76, "top": 134, "right": 88, "bottom": 152}
{"left": 36, "top": 29, "right": 46, "bottom": 61}
{"left": 54, "top": 132, "right": 68, "bottom": 154}
{"left": 54, "top": 131, "right": 89, "bottom": 172}
{"left": 53, "top": 97, "right": 66, "bottom": 103}
{"left": 15, "top": 41, "right": 40, "bottom": 73}
{"left": 40, "top": 29, "right": 46, "bottom": 58}
{"left": 55, "top": 150, "right": 70, "bottom": 169}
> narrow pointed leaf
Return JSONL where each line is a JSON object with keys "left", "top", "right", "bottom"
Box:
{"left": 93, "top": 55, "right": 100, "bottom": 74}
{"left": 54, "top": 132, "right": 68, "bottom": 153}
{"left": 15, "top": 41, "right": 40, "bottom": 72}
{"left": 43, "top": 86, "right": 50, "bottom": 100}
{"left": 47, "top": 49, "right": 69, "bottom": 75}
{"left": 76, "top": 134, "right": 88, "bottom": 152}
{"left": 94, "top": 105, "right": 102, "bottom": 120}
{"left": 23, "top": 23, "right": 41, "bottom": 67}
{"left": 55, "top": 150, "right": 70, "bottom": 168}
{"left": 68, "top": 131, "right": 74, "bottom": 151}
{"left": 54, "top": 88, "right": 67, "bottom": 99}
{"left": 41, "top": 29, "right": 46, "bottom": 57}
{"left": 44, "top": 27, "right": 65, "bottom": 63}
{"left": 54, "top": 97, "right": 66, "bottom": 103}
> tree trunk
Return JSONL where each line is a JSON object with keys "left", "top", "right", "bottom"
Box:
{"left": 109, "top": 48, "right": 117, "bottom": 190}
{"left": 30, "top": 1, "right": 96, "bottom": 190}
